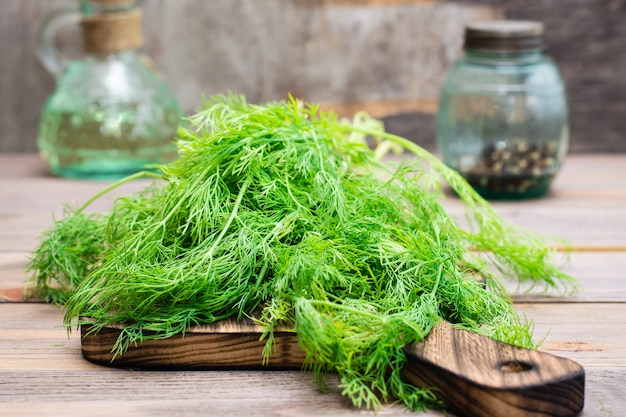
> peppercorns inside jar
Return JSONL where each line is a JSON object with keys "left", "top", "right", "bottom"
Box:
{"left": 436, "top": 21, "right": 568, "bottom": 199}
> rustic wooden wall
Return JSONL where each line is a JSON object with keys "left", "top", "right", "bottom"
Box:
{"left": 1, "top": 0, "right": 625, "bottom": 153}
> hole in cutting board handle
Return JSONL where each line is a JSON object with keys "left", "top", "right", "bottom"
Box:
{"left": 499, "top": 360, "right": 533, "bottom": 373}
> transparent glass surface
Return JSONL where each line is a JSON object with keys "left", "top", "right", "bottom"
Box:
{"left": 436, "top": 50, "right": 568, "bottom": 199}
{"left": 36, "top": 0, "right": 182, "bottom": 180}
{"left": 38, "top": 51, "right": 182, "bottom": 180}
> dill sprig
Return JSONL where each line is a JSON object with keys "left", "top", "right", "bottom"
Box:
{"left": 27, "top": 208, "right": 108, "bottom": 305}
{"left": 27, "top": 94, "right": 576, "bottom": 412}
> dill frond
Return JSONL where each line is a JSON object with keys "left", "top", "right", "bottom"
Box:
{"left": 27, "top": 93, "right": 577, "bottom": 412}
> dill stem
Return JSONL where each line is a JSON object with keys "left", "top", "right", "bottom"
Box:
{"left": 190, "top": 176, "right": 253, "bottom": 274}
{"left": 75, "top": 171, "right": 165, "bottom": 215}
{"left": 342, "top": 124, "right": 490, "bottom": 208}
{"left": 430, "top": 263, "right": 444, "bottom": 296}
{"left": 343, "top": 126, "right": 441, "bottom": 168}
{"left": 209, "top": 176, "right": 251, "bottom": 256}
{"left": 285, "top": 174, "right": 309, "bottom": 212}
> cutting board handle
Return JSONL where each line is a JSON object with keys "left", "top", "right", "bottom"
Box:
{"left": 402, "top": 321, "right": 585, "bottom": 417}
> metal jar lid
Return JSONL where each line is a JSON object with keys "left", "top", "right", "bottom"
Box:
{"left": 464, "top": 21, "right": 545, "bottom": 52}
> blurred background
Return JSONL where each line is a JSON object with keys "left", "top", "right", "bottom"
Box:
{"left": 2, "top": 0, "right": 625, "bottom": 154}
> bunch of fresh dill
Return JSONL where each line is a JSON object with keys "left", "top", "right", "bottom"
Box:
{"left": 28, "top": 94, "right": 576, "bottom": 412}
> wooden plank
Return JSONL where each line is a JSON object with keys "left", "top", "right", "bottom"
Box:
{"left": 0, "top": 303, "right": 624, "bottom": 416}
{"left": 1, "top": 148, "right": 624, "bottom": 417}
{"left": 441, "top": 197, "right": 626, "bottom": 250}
{"left": 0, "top": 306, "right": 437, "bottom": 417}
{"left": 2, "top": 155, "right": 625, "bottom": 252}
{"left": 515, "top": 303, "right": 626, "bottom": 370}
{"left": 510, "top": 252, "right": 626, "bottom": 303}
{"left": 4, "top": 303, "right": 625, "bottom": 368}
{"left": 435, "top": 154, "right": 626, "bottom": 249}
{"left": 0, "top": 388, "right": 427, "bottom": 417}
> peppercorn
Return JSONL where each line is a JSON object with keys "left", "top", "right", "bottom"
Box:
{"left": 462, "top": 139, "right": 560, "bottom": 199}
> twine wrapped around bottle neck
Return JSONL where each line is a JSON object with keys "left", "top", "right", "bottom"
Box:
{"left": 81, "top": 9, "right": 143, "bottom": 54}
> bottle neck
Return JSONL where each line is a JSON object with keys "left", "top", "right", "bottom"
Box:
{"left": 81, "top": 8, "right": 143, "bottom": 54}
{"left": 464, "top": 49, "right": 543, "bottom": 65}
{"left": 86, "top": 49, "right": 140, "bottom": 62}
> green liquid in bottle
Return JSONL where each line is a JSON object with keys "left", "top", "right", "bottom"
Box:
{"left": 38, "top": 107, "right": 180, "bottom": 180}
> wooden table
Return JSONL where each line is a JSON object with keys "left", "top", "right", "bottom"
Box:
{"left": 1, "top": 154, "right": 625, "bottom": 417}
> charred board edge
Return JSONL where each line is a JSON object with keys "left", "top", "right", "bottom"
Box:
{"left": 80, "top": 321, "right": 306, "bottom": 370}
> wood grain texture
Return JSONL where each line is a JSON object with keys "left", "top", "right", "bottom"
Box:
{"left": 402, "top": 322, "right": 584, "bottom": 417}
{"left": 1, "top": 303, "right": 623, "bottom": 416}
{"left": 80, "top": 319, "right": 306, "bottom": 370}
{"left": 80, "top": 319, "right": 585, "bottom": 417}
{"left": 3, "top": 154, "right": 624, "bottom": 252}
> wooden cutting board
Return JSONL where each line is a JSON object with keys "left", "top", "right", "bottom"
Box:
{"left": 81, "top": 320, "right": 585, "bottom": 417}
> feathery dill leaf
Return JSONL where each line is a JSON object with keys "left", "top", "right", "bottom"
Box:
{"left": 27, "top": 209, "right": 108, "bottom": 305}
{"left": 27, "top": 93, "right": 576, "bottom": 412}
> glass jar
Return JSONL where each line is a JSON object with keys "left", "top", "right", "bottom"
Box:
{"left": 436, "top": 21, "right": 568, "bottom": 199}
{"left": 36, "top": 0, "right": 182, "bottom": 180}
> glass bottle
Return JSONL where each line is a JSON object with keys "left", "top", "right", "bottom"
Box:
{"left": 436, "top": 21, "right": 568, "bottom": 199}
{"left": 36, "top": 0, "right": 182, "bottom": 180}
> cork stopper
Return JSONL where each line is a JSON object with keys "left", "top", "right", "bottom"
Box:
{"left": 81, "top": 9, "right": 143, "bottom": 53}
